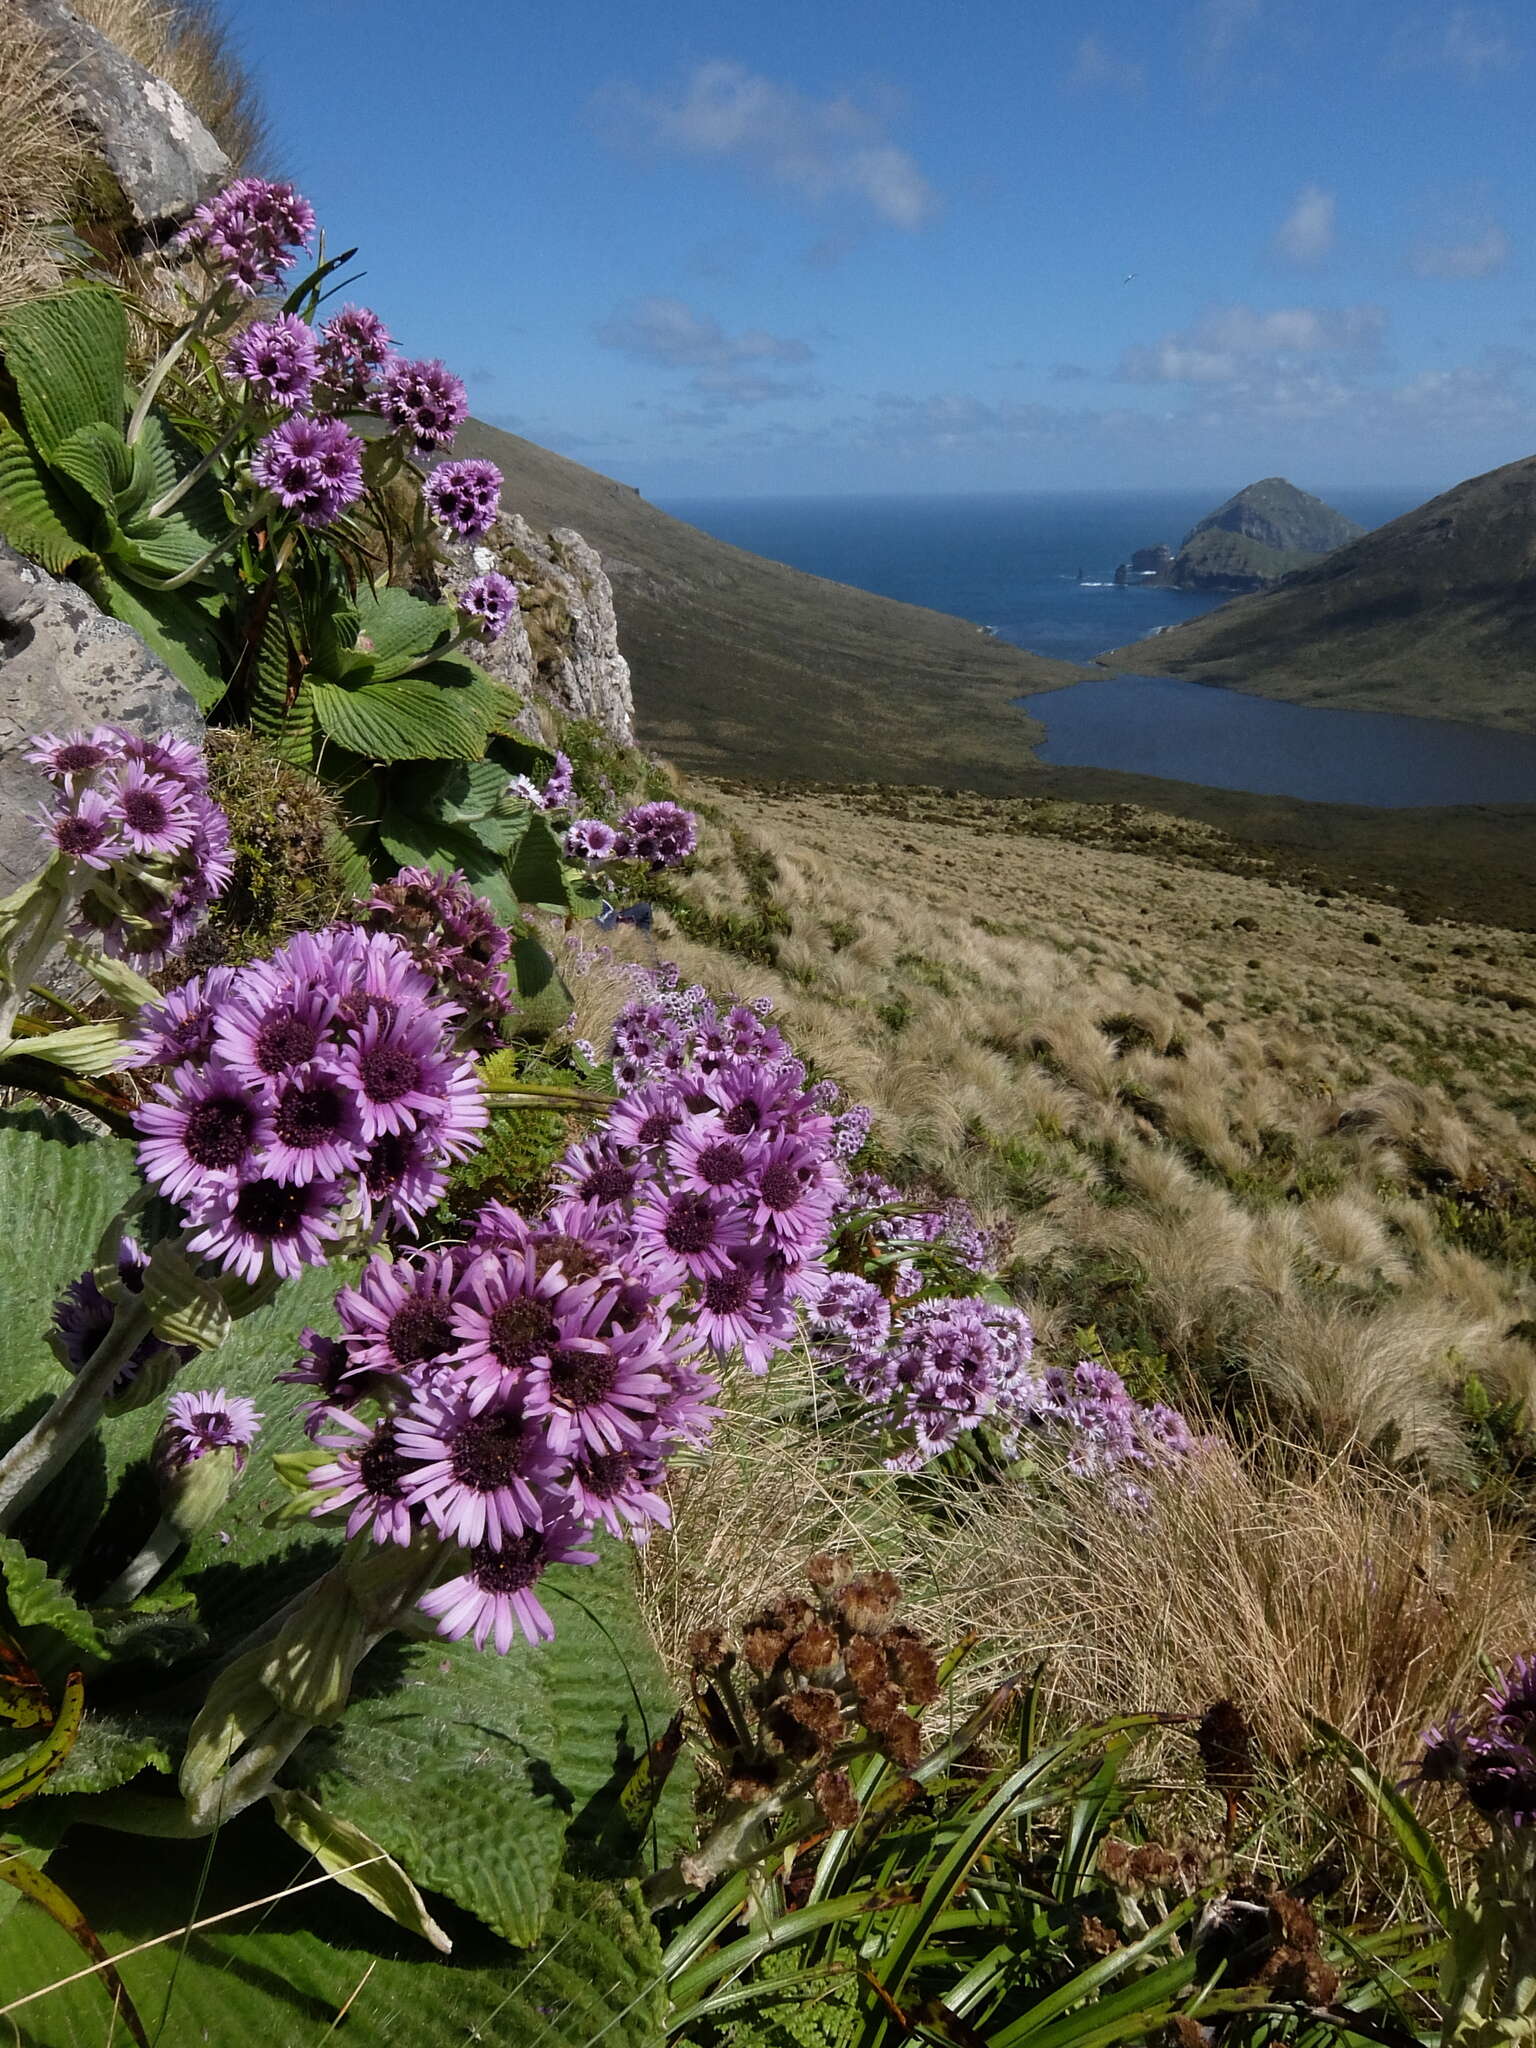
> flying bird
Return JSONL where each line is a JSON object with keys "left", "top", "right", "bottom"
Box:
{"left": 1123, "top": 272, "right": 1137, "bottom": 284}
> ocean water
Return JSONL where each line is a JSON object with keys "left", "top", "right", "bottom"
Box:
{"left": 660, "top": 489, "right": 1424, "bottom": 666}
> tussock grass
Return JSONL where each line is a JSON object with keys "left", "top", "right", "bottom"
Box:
{"left": 71, "top": 0, "right": 268, "bottom": 168}
{"left": 632, "top": 781, "right": 1536, "bottom": 1473}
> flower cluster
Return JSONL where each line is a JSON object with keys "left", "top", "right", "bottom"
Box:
{"left": 836, "top": 1169, "right": 995, "bottom": 1286}
{"left": 128, "top": 926, "right": 486, "bottom": 1281}
{"left": 457, "top": 571, "right": 518, "bottom": 643}
{"left": 225, "top": 313, "right": 318, "bottom": 410}
{"left": 375, "top": 356, "right": 468, "bottom": 451}
{"left": 1419, "top": 1658, "right": 1536, "bottom": 1828}
{"left": 156, "top": 1388, "right": 262, "bottom": 1474}
{"left": 562, "top": 799, "right": 698, "bottom": 871}
{"left": 351, "top": 866, "right": 512, "bottom": 1047}
{"left": 250, "top": 415, "right": 365, "bottom": 528}
{"left": 510, "top": 752, "right": 576, "bottom": 816}
{"left": 423, "top": 459, "right": 503, "bottom": 539}
{"left": 297, "top": 1199, "right": 717, "bottom": 1650}
{"left": 27, "top": 725, "right": 232, "bottom": 966}
{"left": 179, "top": 178, "right": 315, "bottom": 296}
{"left": 316, "top": 305, "right": 394, "bottom": 406}
{"left": 550, "top": 977, "right": 844, "bottom": 1370}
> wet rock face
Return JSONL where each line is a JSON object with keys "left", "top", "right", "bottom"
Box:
{"left": 0, "top": 541, "right": 203, "bottom": 888}
{"left": 437, "top": 514, "right": 637, "bottom": 749}
{"left": 12, "top": 0, "right": 229, "bottom": 240}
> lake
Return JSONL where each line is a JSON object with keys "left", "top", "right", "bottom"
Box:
{"left": 1015, "top": 674, "right": 1536, "bottom": 808}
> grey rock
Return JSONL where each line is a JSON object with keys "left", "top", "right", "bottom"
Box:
{"left": 10, "top": 0, "right": 229, "bottom": 240}
{"left": 437, "top": 514, "right": 636, "bottom": 749}
{"left": 0, "top": 540, "right": 203, "bottom": 889}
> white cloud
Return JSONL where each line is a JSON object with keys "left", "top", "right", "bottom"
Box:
{"left": 595, "top": 297, "right": 818, "bottom": 407}
{"left": 1388, "top": 6, "right": 1520, "bottom": 80}
{"left": 598, "top": 61, "right": 939, "bottom": 229}
{"left": 1273, "top": 184, "right": 1335, "bottom": 267}
{"left": 1411, "top": 219, "right": 1510, "bottom": 278}
{"left": 1119, "top": 302, "right": 1386, "bottom": 384}
{"left": 1066, "top": 33, "right": 1144, "bottom": 94}
{"left": 1191, "top": 0, "right": 1263, "bottom": 81}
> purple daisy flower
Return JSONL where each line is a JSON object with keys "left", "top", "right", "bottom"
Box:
{"left": 279, "top": 1327, "right": 362, "bottom": 1407}
{"left": 119, "top": 730, "right": 209, "bottom": 790}
{"left": 251, "top": 415, "right": 365, "bottom": 527}
{"left": 260, "top": 1062, "right": 366, "bottom": 1184}
{"left": 124, "top": 967, "right": 239, "bottom": 1069}
{"left": 447, "top": 1246, "right": 570, "bottom": 1394}
{"left": 212, "top": 981, "right": 338, "bottom": 1084}
{"left": 667, "top": 1119, "right": 762, "bottom": 1196}
{"left": 24, "top": 730, "right": 114, "bottom": 787}
{"left": 563, "top": 818, "right": 619, "bottom": 863}
{"left": 317, "top": 304, "right": 395, "bottom": 403}
{"left": 811, "top": 1272, "right": 893, "bottom": 1350}
{"left": 374, "top": 356, "right": 468, "bottom": 450}
{"left": 41, "top": 787, "right": 121, "bottom": 869}
{"left": 135, "top": 1059, "right": 272, "bottom": 1204}
{"left": 339, "top": 1004, "right": 465, "bottom": 1142}
{"left": 418, "top": 1513, "right": 597, "bottom": 1651}
{"left": 746, "top": 1136, "right": 841, "bottom": 1250}
{"left": 335, "top": 1250, "right": 465, "bottom": 1379}
{"left": 692, "top": 1257, "right": 797, "bottom": 1372}
{"left": 103, "top": 759, "right": 195, "bottom": 858}
{"left": 605, "top": 1083, "right": 686, "bottom": 1155}
{"left": 563, "top": 1441, "right": 672, "bottom": 1541}
{"left": 179, "top": 178, "right": 315, "bottom": 295}
{"left": 423, "top": 458, "right": 503, "bottom": 538}
{"left": 224, "top": 312, "right": 319, "bottom": 409}
{"left": 186, "top": 1175, "right": 342, "bottom": 1283}
{"left": 540, "top": 752, "right": 574, "bottom": 813}
{"left": 522, "top": 1302, "right": 670, "bottom": 1459}
{"left": 456, "top": 572, "right": 518, "bottom": 643}
{"left": 397, "top": 1377, "right": 563, "bottom": 1550}
{"left": 631, "top": 1186, "right": 748, "bottom": 1288}
{"left": 552, "top": 1134, "right": 647, "bottom": 1210}
{"left": 309, "top": 1410, "right": 416, "bottom": 1544}
{"left": 157, "top": 1387, "right": 262, "bottom": 1472}
{"left": 617, "top": 799, "right": 697, "bottom": 870}
{"left": 357, "top": 1127, "right": 449, "bottom": 1233}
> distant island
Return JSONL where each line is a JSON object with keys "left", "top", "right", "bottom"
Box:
{"left": 1115, "top": 477, "right": 1365, "bottom": 593}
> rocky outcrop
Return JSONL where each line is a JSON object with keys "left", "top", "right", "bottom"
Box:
{"left": 438, "top": 514, "right": 636, "bottom": 749}
{"left": 1116, "top": 480, "right": 1366, "bottom": 595}
{"left": 10, "top": 0, "right": 228, "bottom": 241}
{"left": 0, "top": 541, "right": 204, "bottom": 889}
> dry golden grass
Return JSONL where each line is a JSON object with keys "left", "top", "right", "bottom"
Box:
{"left": 71, "top": 0, "right": 268, "bottom": 168}
{"left": 630, "top": 781, "right": 1536, "bottom": 1472}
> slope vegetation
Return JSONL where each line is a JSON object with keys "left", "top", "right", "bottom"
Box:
{"left": 1107, "top": 454, "right": 1536, "bottom": 728}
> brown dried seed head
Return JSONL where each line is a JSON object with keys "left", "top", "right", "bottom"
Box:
{"left": 741, "top": 1625, "right": 789, "bottom": 1675}
{"left": 836, "top": 1571, "right": 902, "bottom": 1635}
{"left": 1194, "top": 1700, "right": 1254, "bottom": 1794}
{"left": 876, "top": 1709, "right": 922, "bottom": 1769}
{"left": 788, "top": 1621, "right": 843, "bottom": 1680}
{"left": 1260, "top": 1948, "right": 1340, "bottom": 2003}
{"left": 814, "top": 1766, "right": 861, "bottom": 1829}
{"left": 785, "top": 1686, "right": 846, "bottom": 1753}
{"left": 1268, "top": 1893, "right": 1322, "bottom": 1951}
{"left": 884, "top": 1627, "right": 941, "bottom": 1707}
{"left": 766, "top": 1594, "right": 817, "bottom": 1636}
{"left": 1128, "top": 1845, "right": 1180, "bottom": 1889}
{"left": 687, "top": 1625, "right": 733, "bottom": 1673}
{"left": 843, "top": 1633, "right": 888, "bottom": 1699}
{"left": 806, "top": 1551, "right": 854, "bottom": 1593}
{"left": 726, "top": 1760, "right": 780, "bottom": 1804}
{"left": 1098, "top": 1840, "right": 1136, "bottom": 1888}
{"left": 1079, "top": 1915, "right": 1122, "bottom": 1958}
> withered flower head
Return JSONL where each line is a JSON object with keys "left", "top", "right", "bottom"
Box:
{"left": 843, "top": 1633, "right": 889, "bottom": 1700}
{"left": 836, "top": 1571, "right": 902, "bottom": 1636}
{"left": 766, "top": 1593, "right": 817, "bottom": 1636}
{"left": 1098, "top": 1839, "right": 1135, "bottom": 1889}
{"left": 1194, "top": 1699, "right": 1254, "bottom": 1795}
{"left": 859, "top": 1682, "right": 922, "bottom": 1768}
{"left": 1078, "top": 1914, "right": 1122, "bottom": 1958}
{"left": 806, "top": 1551, "right": 854, "bottom": 1593}
{"left": 1128, "top": 1844, "right": 1180, "bottom": 1890}
{"left": 788, "top": 1621, "right": 843, "bottom": 1682}
{"left": 726, "top": 1759, "right": 781, "bottom": 1805}
{"left": 742, "top": 1625, "right": 790, "bottom": 1676}
{"left": 883, "top": 1626, "right": 941, "bottom": 1707}
{"left": 765, "top": 1686, "right": 846, "bottom": 1759}
{"left": 688, "top": 1625, "right": 734, "bottom": 1674}
{"left": 814, "top": 1766, "right": 861, "bottom": 1829}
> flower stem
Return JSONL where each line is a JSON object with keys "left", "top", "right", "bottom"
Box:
{"left": 0, "top": 1298, "right": 152, "bottom": 1530}
{"left": 98, "top": 1515, "right": 184, "bottom": 1606}
{"left": 125, "top": 290, "right": 226, "bottom": 447}
{"left": 142, "top": 408, "right": 251, "bottom": 521}
{"left": 147, "top": 496, "right": 273, "bottom": 592}
{"left": 0, "top": 861, "right": 78, "bottom": 1045}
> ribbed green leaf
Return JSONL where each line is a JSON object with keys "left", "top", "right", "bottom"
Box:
{"left": 0, "top": 1539, "right": 101, "bottom": 1657}
{"left": 507, "top": 809, "right": 572, "bottom": 910}
{"left": 0, "top": 418, "right": 90, "bottom": 573}
{"left": 49, "top": 421, "right": 133, "bottom": 514}
{"left": 0, "top": 287, "right": 126, "bottom": 460}
{"left": 352, "top": 583, "right": 453, "bottom": 666}
{"left": 311, "top": 679, "right": 488, "bottom": 762}
{"left": 85, "top": 566, "right": 227, "bottom": 711}
{"left": 111, "top": 508, "right": 216, "bottom": 577}
{"left": 139, "top": 1241, "right": 232, "bottom": 1352}
{"left": 0, "top": 1832, "right": 668, "bottom": 2048}
{"left": 1, "top": 1023, "right": 123, "bottom": 1075}
{"left": 268, "top": 1790, "right": 453, "bottom": 1952}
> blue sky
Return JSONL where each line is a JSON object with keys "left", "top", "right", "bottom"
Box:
{"left": 223, "top": 0, "right": 1533, "bottom": 497}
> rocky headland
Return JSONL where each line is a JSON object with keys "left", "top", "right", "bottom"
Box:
{"left": 1116, "top": 477, "right": 1365, "bottom": 594}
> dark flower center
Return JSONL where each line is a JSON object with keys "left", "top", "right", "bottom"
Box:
{"left": 548, "top": 1348, "right": 618, "bottom": 1408}
{"left": 184, "top": 1095, "right": 254, "bottom": 1169}
{"left": 275, "top": 1079, "right": 349, "bottom": 1149}
{"left": 663, "top": 1192, "right": 721, "bottom": 1256}
{"left": 469, "top": 1533, "right": 543, "bottom": 1594}
{"left": 636, "top": 1112, "right": 679, "bottom": 1147}
{"left": 488, "top": 1297, "right": 559, "bottom": 1372}
{"left": 535, "top": 1234, "right": 604, "bottom": 1282}
{"left": 702, "top": 1267, "right": 753, "bottom": 1315}
{"left": 696, "top": 1140, "right": 747, "bottom": 1186}
{"left": 301, "top": 1334, "right": 350, "bottom": 1396}
{"left": 56, "top": 742, "right": 106, "bottom": 774}
{"left": 338, "top": 991, "right": 399, "bottom": 1030}
{"left": 722, "top": 1101, "right": 761, "bottom": 1135}
{"left": 757, "top": 1163, "right": 805, "bottom": 1212}
{"left": 233, "top": 1178, "right": 314, "bottom": 1239}
{"left": 363, "top": 1131, "right": 412, "bottom": 1194}
{"left": 358, "top": 1044, "right": 421, "bottom": 1103}
{"left": 579, "top": 1450, "right": 632, "bottom": 1500}
{"left": 386, "top": 1294, "right": 454, "bottom": 1366}
{"left": 255, "top": 1010, "right": 321, "bottom": 1071}
{"left": 55, "top": 814, "right": 106, "bottom": 855}
{"left": 357, "top": 1425, "right": 406, "bottom": 1497}
{"left": 121, "top": 788, "right": 170, "bottom": 833}
{"left": 450, "top": 1413, "right": 532, "bottom": 1491}
{"left": 579, "top": 1161, "right": 636, "bottom": 1203}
